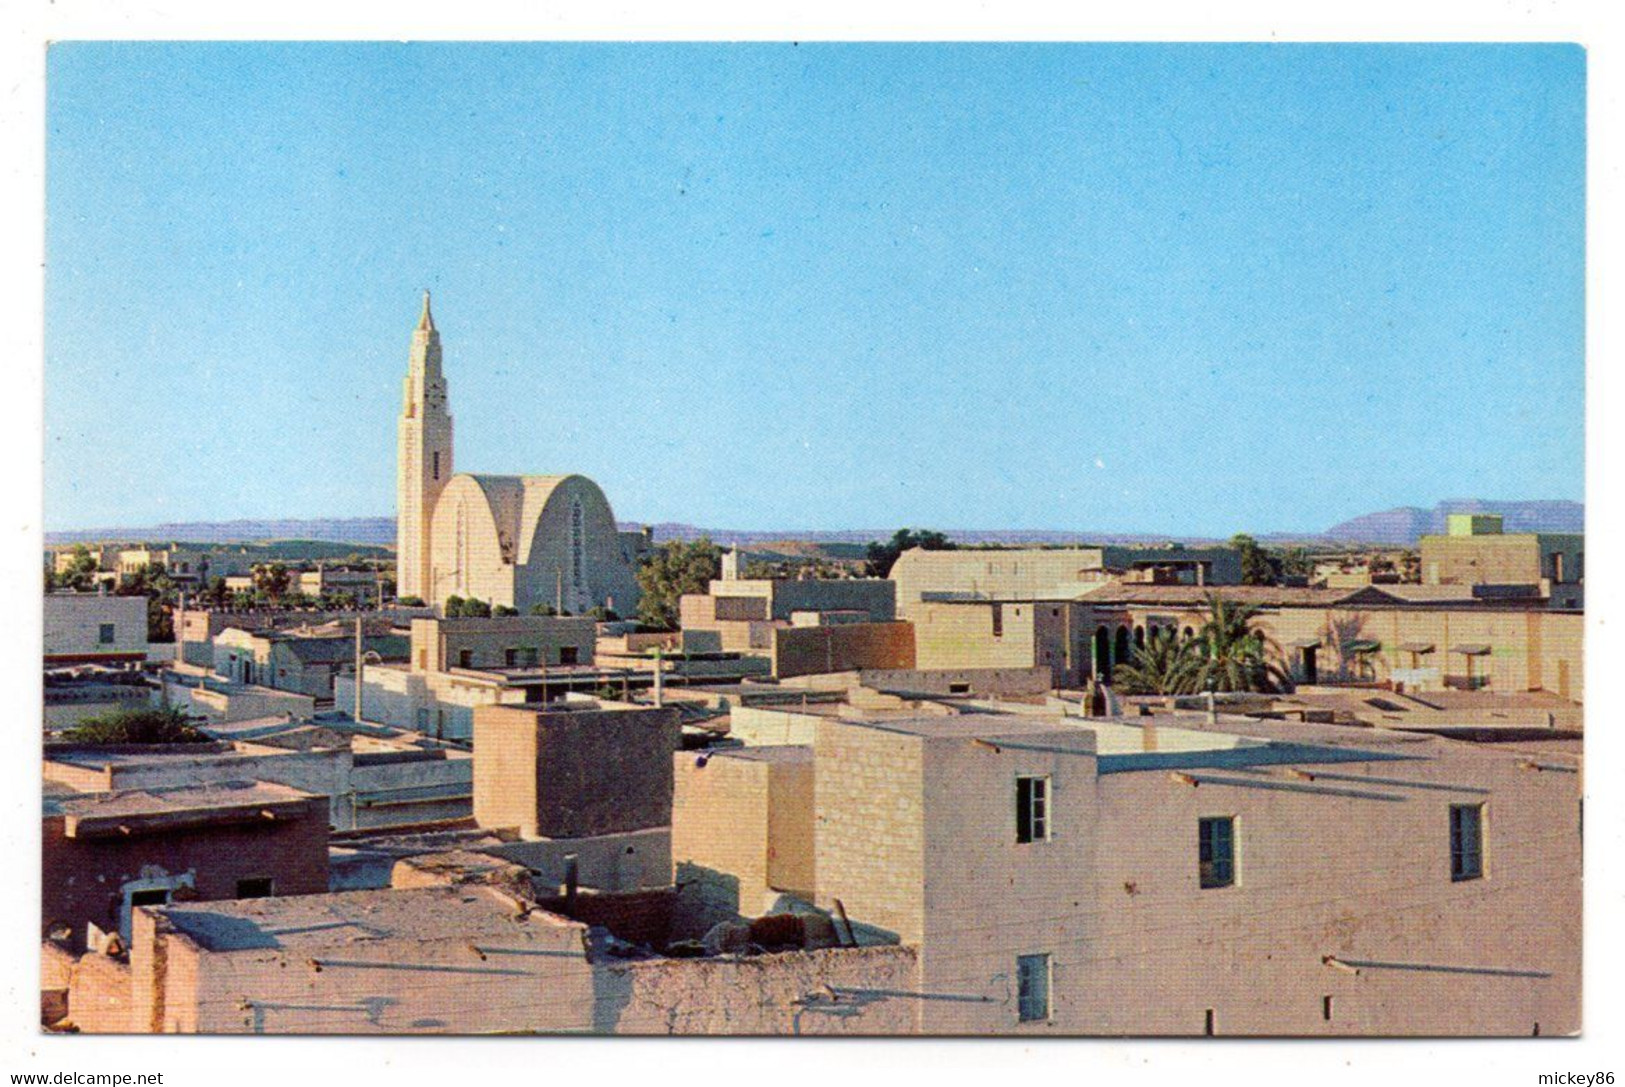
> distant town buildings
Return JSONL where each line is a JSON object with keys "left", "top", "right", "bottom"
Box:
{"left": 1420, "top": 513, "right": 1584, "bottom": 610}
{"left": 38, "top": 293, "right": 1585, "bottom": 1038}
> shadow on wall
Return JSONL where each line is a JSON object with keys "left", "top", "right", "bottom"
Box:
{"left": 671, "top": 862, "right": 741, "bottom": 939}
{"left": 1319, "top": 612, "right": 1374, "bottom": 682}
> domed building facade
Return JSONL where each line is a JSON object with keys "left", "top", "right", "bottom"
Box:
{"left": 395, "top": 293, "right": 643, "bottom": 616}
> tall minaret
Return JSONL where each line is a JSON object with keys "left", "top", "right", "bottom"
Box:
{"left": 396, "top": 290, "right": 454, "bottom": 602}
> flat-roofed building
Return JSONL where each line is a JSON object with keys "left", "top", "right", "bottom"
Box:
{"left": 910, "top": 584, "right": 1584, "bottom": 702}
{"left": 43, "top": 780, "right": 330, "bottom": 952}
{"left": 334, "top": 615, "right": 605, "bottom": 739}
{"left": 671, "top": 710, "right": 1580, "bottom": 1035}
{"left": 296, "top": 566, "right": 384, "bottom": 606}
{"left": 892, "top": 545, "right": 1242, "bottom": 620}
{"left": 1420, "top": 515, "right": 1583, "bottom": 609}
{"left": 44, "top": 720, "right": 474, "bottom": 834}
{"left": 213, "top": 624, "right": 409, "bottom": 701}
{"left": 108, "top": 882, "right": 918, "bottom": 1034}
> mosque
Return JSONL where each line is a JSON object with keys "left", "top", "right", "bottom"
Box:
{"left": 395, "top": 292, "right": 644, "bottom": 616}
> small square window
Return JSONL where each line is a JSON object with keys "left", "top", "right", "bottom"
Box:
{"left": 457, "top": 649, "right": 473, "bottom": 668}
{"left": 129, "top": 889, "right": 170, "bottom": 908}
{"left": 1450, "top": 803, "right": 1484, "bottom": 881}
{"left": 98, "top": 623, "right": 115, "bottom": 645}
{"left": 1199, "top": 816, "right": 1235, "bottom": 889}
{"left": 504, "top": 648, "right": 518, "bottom": 667}
{"left": 559, "top": 646, "right": 580, "bottom": 666}
{"left": 1016, "top": 776, "right": 1050, "bottom": 843}
{"left": 1017, "top": 953, "right": 1051, "bottom": 1022}
{"left": 236, "top": 877, "right": 274, "bottom": 899}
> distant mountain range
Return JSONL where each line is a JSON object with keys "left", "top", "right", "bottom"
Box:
{"left": 44, "top": 498, "right": 1583, "bottom": 551}
{"left": 1318, "top": 499, "right": 1584, "bottom": 545}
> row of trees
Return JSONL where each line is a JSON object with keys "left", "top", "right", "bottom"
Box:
{"left": 864, "top": 528, "right": 953, "bottom": 578}
{"left": 1112, "top": 594, "right": 1287, "bottom": 695}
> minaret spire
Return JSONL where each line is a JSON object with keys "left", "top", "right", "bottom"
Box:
{"left": 398, "top": 290, "right": 452, "bottom": 605}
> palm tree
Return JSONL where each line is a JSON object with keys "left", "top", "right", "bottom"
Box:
{"left": 1114, "top": 628, "right": 1202, "bottom": 696}
{"left": 1186, "top": 592, "right": 1289, "bottom": 694}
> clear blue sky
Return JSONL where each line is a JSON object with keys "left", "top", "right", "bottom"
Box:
{"left": 45, "top": 42, "right": 1584, "bottom": 537}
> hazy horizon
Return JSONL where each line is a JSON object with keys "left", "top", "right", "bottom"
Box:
{"left": 46, "top": 43, "right": 1585, "bottom": 537}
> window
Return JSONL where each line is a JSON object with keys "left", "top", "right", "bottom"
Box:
{"left": 1016, "top": 775, "right": 1049, "bottom": 843}
{"left": 1198, "top": 816, "right": 1235, "bottom": 889}
{"left": 1450, "top": 804, "right": 1484, "bottom": 881}
{"left": 559, "top": 646, "right": 579, "bottom": 666}
{"left": 991, "top": 604, "right": 1003, "bottom": 638}
{"left": 457, "top": 649, "right": 473, "bottom": 669}
{"left": 948, "top": 682, "right": 971, "bottom": 695}
{"left": 570, "top": 499, "right": 585, "bottom": 594}
{"left": 98, "top": 623, "right": 115, "bottom": 645}
{"left": 129, "top": 889, "right": 170, "bottom": 908}
{"left": 505, "top": 648, "right": 518, "bottom": 667}
{"left": 432, "top": 451, "right": 441, "bottom": 480}
{"left": 1016, "top": 953, "right": 1051, "bottom": 1022}
{"left": 236, "top": 877, "right": 274, "bottom": 899}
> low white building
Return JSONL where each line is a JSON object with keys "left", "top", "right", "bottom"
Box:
{"left": 44, "top": 592, "right": 148, "bottom": 666}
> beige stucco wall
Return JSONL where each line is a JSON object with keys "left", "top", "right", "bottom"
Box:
{"left": 44, "top": 593, "right": 148, "bottom": 661}
{"left": 772, "top": 622, "right": 915, "bottom": 679}
{"left": 411, "top": 616, "right": 596, "bottom": 672}
{"left": 591, "top": 946, "right": 920, "bottom": 1035}
{"left": 672, "top": 751, "right": 774, "bottom": 928}
{"left": 914, "top": 601, "right": 1078, "bottom": 685}
{"left": 793, "top": 716, "right": 1580, "bottom": 1035}
{"left": 1074, "top": 745, "right": 1580, "bottom": 1036}
{"left": 812, "top": 721, "right": 925, "bottom": 946}
{"left": 1421, "top": 533, "right": 1583, "bottom": 588}
{"left": 137, "top": 894, "right": 596, "bottom": 1034}
{"left": 1081, "top": 602, "right": 1584, "bottom": 702}
{"left": 473, "top": 705, "right": 680, "bottom": 840}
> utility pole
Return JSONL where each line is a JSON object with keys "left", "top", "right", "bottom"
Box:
{"left": 353, "top": 616, "right": 364, "bottom": 724}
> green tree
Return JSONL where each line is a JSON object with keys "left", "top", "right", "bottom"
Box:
{"left": 529, "top": 603, "right": 559, "bottom": 616}
{"left": 204, "top": 576, "right": 230, "bottom": 608}
{"left": 1186, "top": 592, "right": 1289, "bottom": 694}
{"left": 54, "top": 545, "right": 102, "bottom": 591}
{"left": 61, "top": 705, "right": 207, "bottom": 745}
{"left": 492, "top": 604, "right": 519, "bottom": 617}
{"left": 444, "top": 596, "right": 492, "bottom": 618}
{"left": 1275, "top": 546, "right": 1313, "bottom": 581}
{"left": 397, "top": 595, "right": 426, "bottom": 607}
{"left": 116, "top": 563, "right": 176, "bottom": 641}
{"left": 864, "top": 528, "right": 955, "bottom": 578}
{"left": 1230, "top": 534, "right": 1277, "bottom": 586}
{"left": 635, "top": 537, "right": 723, "bottom": 630}
{"left": 252, "top": 562, "right": 292, "bottom": 602}
{"left": 1113, "top": 629, "right": 1202, "bottom": 696}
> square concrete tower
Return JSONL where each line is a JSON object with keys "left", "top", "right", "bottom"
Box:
{"left": 473, "top": 704, "right": 681, "bottom": 839}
